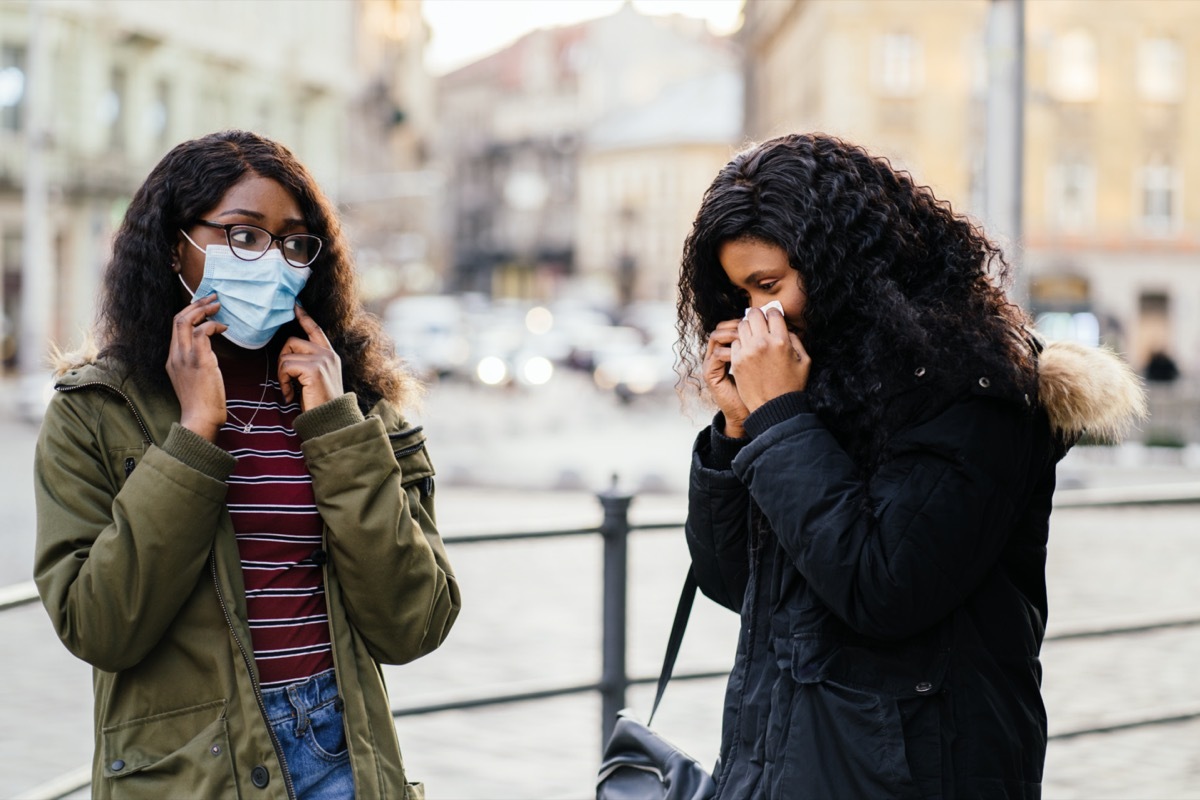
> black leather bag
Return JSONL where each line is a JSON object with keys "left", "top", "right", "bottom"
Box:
{"left": 596, "top": 569, "right": 716, "bottom": 800}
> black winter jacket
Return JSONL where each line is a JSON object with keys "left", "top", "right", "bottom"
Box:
{"left": 686, "top": 343, "right": 1145, "bottom": 799}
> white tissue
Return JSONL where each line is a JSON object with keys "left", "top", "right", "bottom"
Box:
{"left": 731, "top": 301, "right": 786, "bottom": 377}
{"left": 744, "top": 300, "right": 785, "bottom": 319}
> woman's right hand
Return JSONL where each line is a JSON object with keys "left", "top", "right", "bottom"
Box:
{"left": 166, "top": 294, "right": 228, "bottom": 442}
{"left": 703, "top": 319, "right": 750, "bottom": 438}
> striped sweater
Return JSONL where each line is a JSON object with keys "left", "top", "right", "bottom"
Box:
{"left": 217, "top": 354, "right": 334, "bottom": 689}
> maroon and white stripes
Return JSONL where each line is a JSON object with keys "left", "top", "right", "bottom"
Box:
{"left": 218, "top": 356, "right": 334, "bottom": 690}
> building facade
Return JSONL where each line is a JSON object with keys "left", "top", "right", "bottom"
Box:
{"left": 436, "top": 2, "right": 741, "bottom": 305}
{"left": 578, "top": 68, "right": 743, "bottom": 305}
{"left": 742, "top": 0, "right": 1200, "bottom": 376}
{"left": 0, "top": 0, "right": 432, "bottom": 369}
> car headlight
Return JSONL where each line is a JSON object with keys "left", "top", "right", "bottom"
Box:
{"left": 476, "top": 356, "right": 508, "bottom": 385}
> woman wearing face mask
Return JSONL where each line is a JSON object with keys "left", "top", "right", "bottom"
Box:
{"left": 677, "top": 133, "right": 1146, "bottom": 798}
{"left": 34, "top": 130, "right": 459, "bottom": 800}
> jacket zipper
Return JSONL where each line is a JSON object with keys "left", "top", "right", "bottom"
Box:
{"left": 60, "top": 378, "right": 299, "bottom": 797}
{"left": 714, "top": 503, "right": 766, "bottom": 798}
{"left": 317, "top": 525, "right": 353, "bottom": 782}
{"left": 211, "top": 554, "right": 298, "bottom": 800}
{"left": 55, "top": 381, "right": 154, "bottom": 444}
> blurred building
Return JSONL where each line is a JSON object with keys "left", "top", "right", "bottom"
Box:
{"left": 742, "top": 0, "right": 1200, "bottom": 376}
{"left": 579, "top": 69, "right": 743, "bottom": 305}
{"left": 0, "top": 0, "right": 433, "bottom": 368}
{"left": 436, "top": 1, "right": 741, "bottom": 305}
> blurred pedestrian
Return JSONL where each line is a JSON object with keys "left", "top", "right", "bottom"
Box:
{"left": 675, "top": 132, "right": 1146, "bottom": 799}
{"left": 33, "top": 130, "right": 459, "bottom": 800}
{"left": 1145, "top": 350, "right": 1180, "bottom": 383}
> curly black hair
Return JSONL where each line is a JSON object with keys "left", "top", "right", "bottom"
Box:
{"left": 678, "top": 133, "right": 1036, "bottom": 465}
{"left": 96, "top": 130, "right": 416, "bottom": 411}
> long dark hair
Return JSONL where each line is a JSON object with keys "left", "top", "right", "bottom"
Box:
{"left": 678, "top": 133, "right": 1036, "bottom": 465}
{"left": 97, "top": 129, "right": 416, "bottom": 410}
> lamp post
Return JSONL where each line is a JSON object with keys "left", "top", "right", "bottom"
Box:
{"left": 19, "top": 0, "right": 52, "bottom": 377}
{"left": 984, "top": 0, "right": 1026, "bottom": 309}
{"left": 616, "top": 205, "right": 638, "bottom": 310}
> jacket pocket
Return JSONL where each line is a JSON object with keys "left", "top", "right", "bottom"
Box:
{"left": 101, "top": 699, "right": 236, "bottom": 799}
{"left": 389, "top": 426, "right": 435, "bottom": 495}
{"left": 404, "top": 781, "right": 425, "bottom": 800}
{"left": 773, "top": 638, "right": 946, "bottom": 799}
{"left": 775, "top": 676, "right": 917, "bottom": 799}
{"left": 107, "top": 445, "right": 146, "bottom": 491}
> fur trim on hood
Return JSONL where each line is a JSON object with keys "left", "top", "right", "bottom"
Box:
{"left": 1038, "top": 340, "right": 1147, "bottom": 444}
{"left": 50, "top": 337, "right": 100, "bottom": 378}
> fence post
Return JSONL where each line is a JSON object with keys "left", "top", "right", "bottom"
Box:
{"left": 597, "top": 475, "right": 634, "bottom": 749}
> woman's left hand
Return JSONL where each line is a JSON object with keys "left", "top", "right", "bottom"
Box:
{"left": 278, "top": 305, "right": 344, "bottom": 411}
{"left": 730, "top": 306, "right": 811, "bottom": 413}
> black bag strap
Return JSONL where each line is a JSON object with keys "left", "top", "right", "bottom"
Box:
{"left": 647, "top": 566, "right": 698, "bottom": 726}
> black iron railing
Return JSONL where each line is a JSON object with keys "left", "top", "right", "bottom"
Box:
{"left": 5, "top": 483, "right": 1200, "bottom": 799}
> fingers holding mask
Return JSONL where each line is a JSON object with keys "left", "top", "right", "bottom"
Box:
{"left": 277, "top": 304, "right": 343, "bottom": 410}
{"left": 167, "top": 294, "right": 228, "bottom": 441}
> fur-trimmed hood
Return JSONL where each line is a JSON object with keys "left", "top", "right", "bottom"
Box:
{"left": 50, "top": 337, "right": 100, "bottom": 378}
{"left": 1038, "top": 340, "right": 1147, "bottom": 444}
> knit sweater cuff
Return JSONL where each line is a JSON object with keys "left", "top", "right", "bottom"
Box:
{"left": 708, "top": 413, "right": 750, "bottom": 470}
{"left": 162, "top": 423, "right": 237, "bottom": 480}
{"left": 744, "top": 392, "right": 811, "bottom": 438}
{"left": 293, "top": 393, "right": 365, "bottom": 441}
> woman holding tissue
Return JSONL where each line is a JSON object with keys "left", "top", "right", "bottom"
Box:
{"left": 34, "top": 130, "right": 459, "bottom": 800}
{"left": 676, "top": 133, "right": 1145, "bottom": 798}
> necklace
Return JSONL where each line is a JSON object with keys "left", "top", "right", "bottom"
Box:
{"left": 225, "top": 353, "right": 271, "bottom": 433}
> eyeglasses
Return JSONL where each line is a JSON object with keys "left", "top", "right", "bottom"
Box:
{"left": 195, "top": 220, "right": 325, "bottom": 268}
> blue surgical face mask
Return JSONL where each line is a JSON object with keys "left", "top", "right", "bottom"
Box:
{"left": 179, "top": 230, "right": 311, "bottom": 349}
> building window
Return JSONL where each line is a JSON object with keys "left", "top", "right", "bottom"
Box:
{"left": 1137, "top": 37, "right": 1183, "bottom": 103}
{"left": 1049, "top": 29, "right": 1098, "bottom": 102}
{"left": 101, "top": 67, "right": 127, "bottom": 151}
{"left": 0, "top": 45, "right": 26, "bottom": 133}
{"left": 875, "top": 33, "right": 923, "bottom": 97}
{"left": 255, "top": 100, "right": 272, "bottom": 136}
{"left": 1139, "top": 159, "right": 1179, "bottom": 235}
{"left": 1049, "top": 161, "right": 1095, "bottom": 232}
{"left": 146, "top": 79, "right": 170, "bottom": 149}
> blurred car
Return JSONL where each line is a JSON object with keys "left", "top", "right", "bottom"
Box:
{"left": 384, "top": 295, "right": 472, "bottom": 379}
{"left": 466, "top": 309, "right": 562, "bottom": 389}
{"left": 591, "top": 326, "right": 678, "bottom": 402}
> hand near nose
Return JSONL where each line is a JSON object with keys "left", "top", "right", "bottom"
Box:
{"left": 278, "top": 305, "right": 344, "bottom": 412}
{"left": 730, "top": 307, "right": 811, "bottom": 413}
{"left": 703, "top": 319, "right": 751, "bottom": 438}
{"left": 167, "top": 294, "right": 229, "bottom": 442}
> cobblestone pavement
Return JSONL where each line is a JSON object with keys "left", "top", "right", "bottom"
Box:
{"left": 3, "top": 373, "right": 1200, "bottom": 799}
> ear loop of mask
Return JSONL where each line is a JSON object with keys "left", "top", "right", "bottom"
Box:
{"left": 178, "top": 272, "right": 198, "bottom": 297}
{"left": 177, "top": 229, "right": 206, "bottom": 297}
{"left": 180, "top": 228, "right": 206, "bottom": 255}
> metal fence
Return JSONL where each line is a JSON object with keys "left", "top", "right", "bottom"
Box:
{"left": 384, "top": 484, "right": 727, "bottom": 747}
{"left": 1144, "top": 380, "right": 1200, "bottom": 446}
{"left": 4, "top": 485, "right": 1200, "bottom": 799}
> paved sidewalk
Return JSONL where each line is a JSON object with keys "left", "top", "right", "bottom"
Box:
{"left": 3, "top": 494, "right": 1199, "bottom": 799}
{"left": 4, "top": 371, "right": 1199, "bottom": 798}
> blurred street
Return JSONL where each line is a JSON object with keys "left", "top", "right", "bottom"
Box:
{"left": 3, "top": 373, "right": 1200, "bottom": 799}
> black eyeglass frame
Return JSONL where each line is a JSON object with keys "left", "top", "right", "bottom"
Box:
{"left": 194, "top": 219, "right": 326, "bottom": 268}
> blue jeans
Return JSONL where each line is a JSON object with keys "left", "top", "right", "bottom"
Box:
{"left": 262, "top": 669, "right": 355, "bottom": 799}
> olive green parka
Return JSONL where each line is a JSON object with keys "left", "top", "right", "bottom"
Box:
{"left": 34, "top": 358, "right": 460, "bottom": 800}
